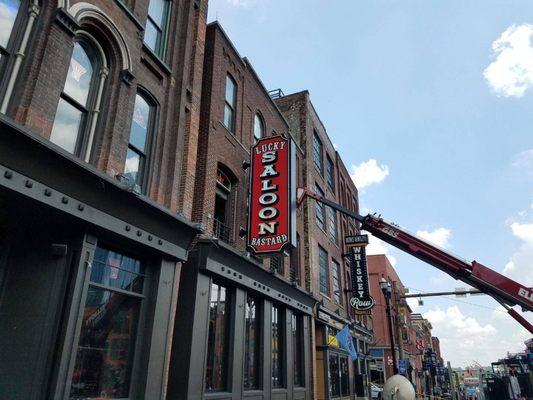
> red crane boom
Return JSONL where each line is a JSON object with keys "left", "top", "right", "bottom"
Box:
{"left": 297, "top": 188, "right": 533, "bottom": 334}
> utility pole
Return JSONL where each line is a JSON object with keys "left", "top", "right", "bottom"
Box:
{"left": 380, "top": 278, "right": 398, "bottom": 375}
{"left": 392, "top": 281, "right": 405, "bottom": 364}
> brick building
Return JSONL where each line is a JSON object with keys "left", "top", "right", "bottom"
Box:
{"left": 0, "top": 0, "right": 207, "bottom": 398}
{"left": 275, "top": 90, "right": 374, "bottom": 400}
{"left": 0, "top": 1, "right": 372, "bottom": 400}
{"left": 411, "top": 313, "right": 435, "bottom": 396}
{"left": 167, "top": 22, "right": 316, "bottom": 400}
{"left": 367, "top": 254, "right": 418, "bottom": 385}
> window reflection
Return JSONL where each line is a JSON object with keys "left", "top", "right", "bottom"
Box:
{"left": 124, "top": 93, "right": 155, "bottom": 189}
{"left": 292, "top": 314, "right": 304, "bottom": 386}
{"left": 51, "top": 40, "right": 100, "bottom": 155}
{"left": 144, "top": 0, "right": 170, "bottom": 57}
{"left": 272, "top": 305, "right": 284, "bottom": 388}
{"left": 254, "top": 113, "right": 264, "bottom": 141}
{"left": 70, "top": 247, "right": 144, "bottom": 399}
{"left": 64, "top": 42, "right": 94, "bottom": 106}
{"left": 223, "top": 75, "right": 236, "bottom": 132}
{"left": 0, "top": 0, "right": 20, "bottom": 49}
{"left": 205, "top": 283, "right": 230, "bottom": 392}
{"left": 50, "top": 98, "right": 83, "bottom": 153}
{"left": 244, "top": 295, "right": 260, "bottom": 390}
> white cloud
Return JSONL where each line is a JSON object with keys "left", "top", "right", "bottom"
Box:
{"left": 406, "top": 297, "right": 424, "bottom": 312}
{"left": 416, "top": 227, "right": 452, "bottom": 249}
{"left": 512, "top": 149, "right": 533, "bottom": 176}
{"left": 424, "top": 305, "right": 530, "bottom": 366}
{"left": 366, "top": 233, "right": 397, "bottom": 267}
{"left": 503, "top": 221, "right": 533, "bottom": 285}
{"left": 350, "top": 159, "right": 389, "bottom": 189}
{"left": 484, "top": 24, "right": 533, "bottom": 97}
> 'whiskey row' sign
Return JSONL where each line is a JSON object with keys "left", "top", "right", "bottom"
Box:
{"left": 345, "top": 234, "right": 375, "bottom": 315}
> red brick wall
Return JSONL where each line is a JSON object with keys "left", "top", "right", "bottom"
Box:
{"left": 193, "top": 23, "right": 304, "bottom": 280}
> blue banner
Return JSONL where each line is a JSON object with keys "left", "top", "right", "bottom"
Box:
{"left": 335, "top": 325, "right": 358, "bottom": 361}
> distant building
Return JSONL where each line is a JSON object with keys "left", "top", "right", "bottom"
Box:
{"left": 367, "top": 254, "right": 416, "bottom": 385}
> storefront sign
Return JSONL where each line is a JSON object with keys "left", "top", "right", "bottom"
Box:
{"left": 345, "top": 234, "right": 369, "bottom": 247}
{"left": 247, "top": 134, "right": 296, "bottom": 254}
{"left": 346, "top": 235, "right": 375, "bottom": 314}
{"left": 399, "top": 359, "right": 407, "bottom": 374}
{"left": 327, "top": 334, "right": 339, "bottom": 347}
{"left": 317, "top": 310, "right": 331, "bottom": 322}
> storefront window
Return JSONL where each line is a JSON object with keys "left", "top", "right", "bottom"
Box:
{"left": 292, "top": 314, "right": 304, "bottom": 387}
{"left": 329, "top": 353, "right": 350, "bottom": 398}
{"left": 329, "top": 353, "right": 340, "bottom": 397}
{"left": 340, "top": 356, "right": 349, "bottom": 395}
{"left": 271, "top": 305, "right": 284, "bottom": 388}
{"left": 205, "top": 282, "right": 230, "bottom": 392}
{"left": 244, "top": 295, "right": 260, "bottom": 390}
{"left": 70, "top": 246, "right": 144, "bottom": 399}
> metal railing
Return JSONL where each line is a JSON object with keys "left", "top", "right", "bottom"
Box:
{"left": 268, "top": 88, "right": 285, "bottom": 99}
{"left": 213, "top": 218, "right": 232, "bottom": 244}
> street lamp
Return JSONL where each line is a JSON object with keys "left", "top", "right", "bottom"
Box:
{"left": 380, "top": 277, "right": 398, "bottom": 375}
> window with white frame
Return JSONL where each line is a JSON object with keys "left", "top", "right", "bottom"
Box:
{"left": 50, "top": 37, "right": 107, "bottom": 159}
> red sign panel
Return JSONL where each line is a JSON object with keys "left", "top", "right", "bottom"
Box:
{"left": 247, "top": 134, "right": 295, "bottom": 254}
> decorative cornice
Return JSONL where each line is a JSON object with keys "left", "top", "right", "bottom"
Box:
{"left": 54, "top": 7, "right": 80, "bottom": 37}
{"left": 120, "top": 68, "right": 135, "bottom": 86}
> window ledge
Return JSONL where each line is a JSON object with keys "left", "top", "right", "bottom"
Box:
{"left": 217, "top": 120, "right": 251, "bottom": 155}
{"left": 141, "top": 43, "right": 172, "bottom": 76}
{"left": 114, "top": 0, "right": 144, "bottom": 31}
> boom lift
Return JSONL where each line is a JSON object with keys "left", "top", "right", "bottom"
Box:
{"left": 296, "top": 188, "right": 533, "bottom": 334}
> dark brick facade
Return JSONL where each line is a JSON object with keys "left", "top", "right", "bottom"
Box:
{"left": 0, "top": 2, "right": 377, "bottom": 398}
{"left": 5, "top": 0, "right": 207, "bottom": 219}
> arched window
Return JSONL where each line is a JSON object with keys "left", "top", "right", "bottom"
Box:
{"left": 144, "top": 0, "right": 171, "bottom": 58}
{"left": 223, "top": 74, "right": 236, "bottom": 133}
{"left": 253, "top": 112, "right": 264, "bottom": 141}
{"left": 124, "top": 92, "right": 156, "bottom": 191}
{"left": 50, "top": 36, "right": 108, "bottom": 159}
{"left": 0, "top": 0, "right": 39, "bottom": 113}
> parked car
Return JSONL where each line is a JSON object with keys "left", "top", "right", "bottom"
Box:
{"left": 370, "top": 383, "right": 383, "bottom": 399}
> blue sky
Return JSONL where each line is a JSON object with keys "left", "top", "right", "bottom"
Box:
{"left": 207, "top": 0, "right": 533, "bottom": 367}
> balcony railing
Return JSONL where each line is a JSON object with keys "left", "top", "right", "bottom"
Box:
{"left": 213, "top": 218, "right": 232, "bottom": 245}
{"left": 268, "top": 88, "right": 285, "bottom": 99}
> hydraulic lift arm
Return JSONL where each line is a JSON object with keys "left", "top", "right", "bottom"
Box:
{"left": 297, "top": 188, "right": 533, "bottom": 334}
